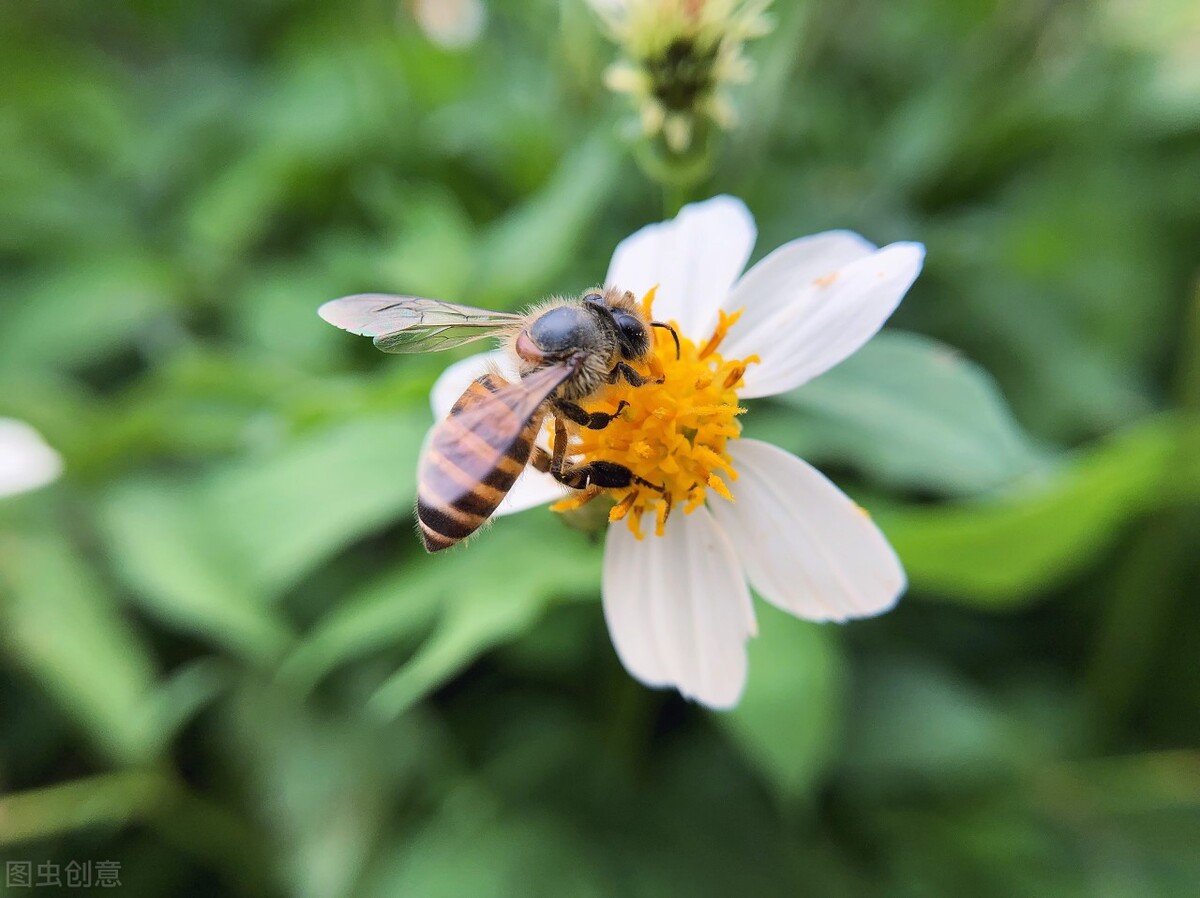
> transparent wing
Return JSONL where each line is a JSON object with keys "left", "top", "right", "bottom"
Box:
{"left": 317, "top": 293, "right": 523, "bottom": 354}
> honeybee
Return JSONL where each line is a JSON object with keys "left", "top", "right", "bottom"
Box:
{"left": 318, "top": 288, "right": 679, "bottom": 551}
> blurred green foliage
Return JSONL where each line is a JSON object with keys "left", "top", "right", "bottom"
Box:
{"left": 2, "top": 0, "right": 1199, "bottom": 895}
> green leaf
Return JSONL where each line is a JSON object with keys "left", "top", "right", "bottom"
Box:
{"left": 97, "top": 478, "right": 294, "bottom": 665}
{"left": 881, "top": 416, "right": 1200, "bottom": 604}
{"left": 776, "top": 330, "right": 1043, "bottom": 495}
{"left": 719, "top": 606, "right": 844, "bottom": 799}
{"left": 203, "top": 412, "right": 428, "bottom": 597}
{"left": 840, "top": 656, "right": 1052, "bottom": 782}
{"left": 183, "top": 148, "right": 298, "bottom": 266}
{"left": 98, "top": 413, "right": 428, "bottom": 662}
{"left": 0, "top": 770, "right": 170, "bottom": 847}
{"left": 223, "top": 683, "right": 409, "bottom": 898}
{"left": 473, "top": 136, "right": 621, "bottom": 303}
{"left": 278, "top": 564, "right": 445, "bottom": 692}
{"left": 365, "top": 516, "right": 603, "bottom": 719}
{"left": 0, "top": 530, "right": 160, "bottom": 765}
{"left": 369, "top": 186, "right": 479, "bottom": 302}
{"left": 361, "top": 792, "right": 608, "bottom": 898}
{"left": 147, "top": 659, "right": 232, "bottom": 745}
{"left": 0, "top": 255, "right": 176, "bottom": 374}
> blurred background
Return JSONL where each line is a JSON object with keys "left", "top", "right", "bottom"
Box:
{"left": 2, "top": 0, "right": 1199, "bottom": 895}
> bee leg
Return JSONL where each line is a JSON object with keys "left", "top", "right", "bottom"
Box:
{"left": 549, "top": 417, "right": 570, "bottom": 479}
{"left": 608, "top": 362, "right": 662, "bottom": 387}
{"left": 529, "top": 446, "right": 551, "bottom": 473}
{"left": 547, "top": 415, "right": 660, "bottom": 492}
{"left": 553, "top": 460, "right": 665, "bottom": 493}
{"left": 554, "top": 398, "right": 629, "bottom": 430}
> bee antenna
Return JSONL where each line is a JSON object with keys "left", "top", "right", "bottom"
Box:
{"left": 651, "top": 321, "right": 680, "bottom": 359}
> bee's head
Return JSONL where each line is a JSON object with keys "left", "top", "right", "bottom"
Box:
{"left": 582, "top": 291, "right": 651, "bottom": 361}
{"left": 585, "top": 290, "right": 680, "bottom": 362}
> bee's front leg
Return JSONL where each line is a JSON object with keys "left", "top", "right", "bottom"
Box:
{"left": 608, "top": 362, "right": 663, "bottom": 386}
{"left": 553, "top": 398, "right": 629, "bottom": 430}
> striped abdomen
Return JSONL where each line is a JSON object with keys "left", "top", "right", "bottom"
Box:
{"left": 416, "top": 372, "right": 544, "bottom": 552}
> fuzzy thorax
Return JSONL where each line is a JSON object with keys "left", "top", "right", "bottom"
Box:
{"left": 507, "top": 288, "right": 641, "bottom": 402}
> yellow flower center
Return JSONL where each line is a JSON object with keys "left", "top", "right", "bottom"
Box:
{"left": 550, "top": 288, "right": 757, "bottom": 538}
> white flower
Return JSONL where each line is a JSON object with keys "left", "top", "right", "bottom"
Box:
{"left": 410, "top": 0, "right": 486, "bottom": 50}
{"left": 0, "top": 418, "right": 63, "bottom": 499}
{"left": 429, "top": 196, "right": 924, "bottom": 708}
{"left": 586, "top": 0, "right": 774, "bottom": 152}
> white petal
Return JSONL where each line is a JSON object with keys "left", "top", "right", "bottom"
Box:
{"left": 605, "top": 195, "right": 756, "bottom": 339}
{"left": 428, "top": 350, "right": 518, "bottom": 419}
{"left": 710, "top": 439, "right": 905, "bottom": 622}
{"left": 602, "top": 508, "right": 755, "bottom": 709}
{"left": 412, "top": 0, "right": 486, "bottom": 50}
{"left": 720, "top": 230, "right": 877, "bottom": 338}
{"left": 493, "top": 468, "right": 567, "bottom": 517}
{"left": 0, "top": 418, "right": 63, "bottom": 498}
{"left": 721, "top": 241, "right": 925, "bottom": 398}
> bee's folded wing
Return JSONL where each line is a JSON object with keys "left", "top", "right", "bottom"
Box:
{"left": 427, "top": 363, "right": 576, "bottom": 483}
{"left": 318, "top": 294, "right": 523, "bottom": 353}
{"left": 416, "top": 363, "right": 577, "bottom": 550}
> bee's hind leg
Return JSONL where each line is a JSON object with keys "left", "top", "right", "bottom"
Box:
{"left": 554, "top": 460, "right": 664, "bottom": 493}
{"left": 545, "top": 415, "right": 664, "bottom": 495}
{"left": 549, "top": 417, "right": 571, "bottom": 478}
{"left": 547, "top": 417, "right": 663, "bottom": 493}
{"left": 529, "top": 446, "right": 552, "bottom": 473}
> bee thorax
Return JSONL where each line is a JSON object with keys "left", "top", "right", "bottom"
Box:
{"left": 556, "top": 351, "right": 614, "bottom": 401}
{"left": 527, "top": 306, "right": 603, "bottom": 355}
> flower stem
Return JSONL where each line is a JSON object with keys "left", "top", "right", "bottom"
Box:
{"left": 603, "top": 665, "right": 659, "bottom": 775}
{"left": 663, "top": 181, "right": 689, "bottom": 218}
{"left": 1083, "top": 279, "right": 1200, "bottom": 737}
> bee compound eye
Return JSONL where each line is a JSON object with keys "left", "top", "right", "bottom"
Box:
{"left": 613, "top": 311, "right": 649, "bottom": 356}
{"left": 614, "top": 311, "right": 644, "bottom": 337}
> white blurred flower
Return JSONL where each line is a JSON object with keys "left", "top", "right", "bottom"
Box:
{"left": 587, "top": 0, "right": 773, "bottom": 152}
{"left": 430, "top": 196, "right": 924, "bottom": 708}
{"left": 0, "top": 418, "right": 63, "bottom": 498}
{"left": 411, "top": 0, "right": 486, "bottom": 50}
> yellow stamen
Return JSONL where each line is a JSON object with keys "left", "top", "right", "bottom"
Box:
{"left": 551, "top": 290, "right": 756, "bottom": 539}
{"left": 550, "top": 487, "right": 602, "bottom": 514}
{"left": 697, "top": 308, "right": 742, "bottom": 358}
{"left": 609, "top": 491, "right": 638, "bottom": 521}
{"left": 639, "top": 285, "right": 658, "bottom": 316}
